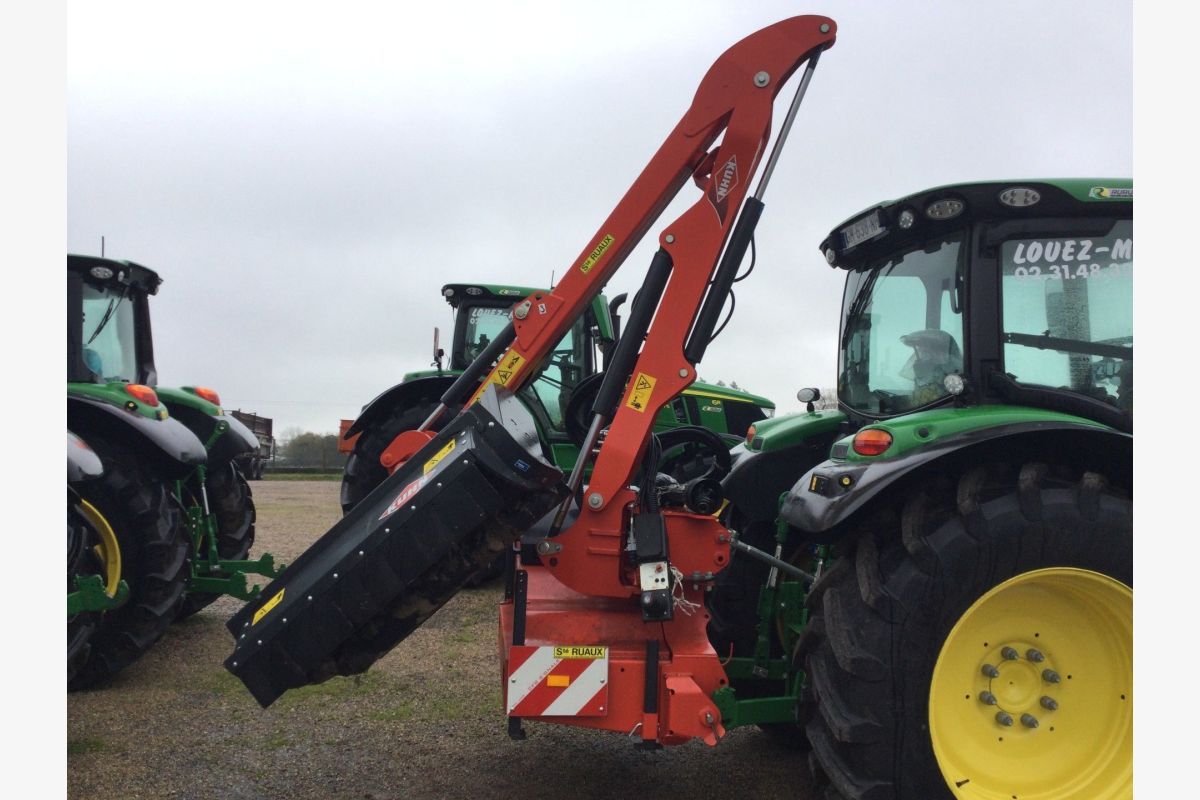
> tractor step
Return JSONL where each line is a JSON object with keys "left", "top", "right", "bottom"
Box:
{"left": 224, "top": 386, "right": 566, "bottom": 707}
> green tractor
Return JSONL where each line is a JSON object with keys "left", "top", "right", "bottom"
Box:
{"left": 711, "top": 179, "right": 1132, "bottom": 799}
{"left": 340, "top": 281, "right": 776, "bottom": 514}
{"left": 67, "top": 254, "right": 282, "bottom": 687}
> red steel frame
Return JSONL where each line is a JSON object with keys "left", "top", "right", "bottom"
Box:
{"left": 395, "top": 16, "right": 836, "bottom": 746}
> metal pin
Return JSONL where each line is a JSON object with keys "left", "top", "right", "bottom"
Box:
{"left": 995, "top": 711, "right": 1014, "bottom": 726}
{"left": 1040, "top": 696, "right": 1058, "bottom": 711}
{"left": 979, "top": 691, "right": 997, "bottom": 706}
{"left": 1043, "top": 669, "right": 1061, "bottom": 684}
{"left": 1026, "top": 648, "right": 1045, "bottom": 663}
{"left": 1020, "top": 713, "right": 1039, "bottom": 729}
{"left": 982, "top": 664, "right": 1000, "bottom": 678}
{"left": 1001, "top": 646, "right": 1019, "bottom": 660}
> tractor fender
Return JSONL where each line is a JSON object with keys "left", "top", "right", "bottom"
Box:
{"left": 67, "top": 394, "right": 207, "bottom": 480}
{"left": 166, "top": 402, "right": 260, "bottom": 466}
{"left": 67, "top": 431, "right": 104, "bottom": 484}
{"left": 721, "top": 436, "right": 838, "bottom": 525}
{"left": 781, "top": 421, "right": 1132, "bottom": 540}
{"left": 343, "top": 375, "right": 457, "bottom": 440}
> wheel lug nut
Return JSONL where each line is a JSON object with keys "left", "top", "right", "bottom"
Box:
{"left": 979, "top": 691, "right": 997, "bottom": 706}
{"left": 1042, "top": 669, "right": 1061, "bottom": 684}
{"left": 995, "top": 711, "right": 1014, "bottom": 727}
{"left": 982, "top": 664, "right": 1000, "bottom": 678}
{"left": 1026, "top": 648, "right": 1045, "bottom": 663}
{"left": 1020, "top": 713, "right": 1039, "bottom": 729}
{"left": 1001, "top": 646, "right": 1019, "bottom": 660}
{"left": 1040, "top": 696, "right": 1058, "bottom": 711}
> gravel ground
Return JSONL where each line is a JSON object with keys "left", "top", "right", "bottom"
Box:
{"left": 68, "top": 480, "right": 815, "bottom": 800}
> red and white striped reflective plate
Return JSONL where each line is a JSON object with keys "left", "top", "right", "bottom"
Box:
{"left": 506, "top": 645, "right": 609, "bottom": 717}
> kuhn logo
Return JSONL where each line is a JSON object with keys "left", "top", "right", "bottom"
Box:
{"left": 715, "top": 156, "right": 738, "bottom": 202}
{"left": 706, "top": 155, "right": 739, "bottom": 222}
{"left": 378, "top": 476, "right": 426, "bottom": 521}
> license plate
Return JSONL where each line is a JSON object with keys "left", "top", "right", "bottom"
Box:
{"left": 840, "top": 210, "right": 884, "bottom": 249}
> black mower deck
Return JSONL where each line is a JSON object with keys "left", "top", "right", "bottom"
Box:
{"left": 225, "top": 386, "right": 565, "bottom": 707}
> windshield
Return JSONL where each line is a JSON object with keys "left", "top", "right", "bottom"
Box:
{"left": 81, "top": 283, "right": 138, "bottom": 383}
{"left": 459, "top": 303, "right": 590, "bottom": 434}
{"left": 999, "top": 219, "right": 1132, "bottom": 410}
{"left": 839, "top": 236, "right": 965, "bottom": 416}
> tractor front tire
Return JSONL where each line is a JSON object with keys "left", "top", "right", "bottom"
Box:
{"left": 177, "top": 462, "right": 257, "bottom": 620}
{"left": 802, "top": 462, "right": 1132, "bottom": 800}
{"left": 340, "top": 401, "right": 442, "bottom": 515}
{"left": 69, "top": 441, "right": 188, "bottom": 690}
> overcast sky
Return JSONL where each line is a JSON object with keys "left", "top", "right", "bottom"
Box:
{"left": 67, "top": 0, "right": 1132, "bottom": 436}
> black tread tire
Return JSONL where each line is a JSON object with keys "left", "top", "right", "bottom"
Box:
{"left": 67, "top": 493, "right": 104, "bottom": 683}
{"left": 707, "top": 516, "right": 778, "bottom": 658}
{"left": 69, "top": 439, "right": 188, "bottom": 690}
{"left": 340, "top": 401, "right": 443, "bottom": 515}
{"left": 706, "top": 512, "right": 811, "bottom": 745}
{"left": 176, "top": 462, "right": 257, "bottom": 620}
{"left": 340, "top": 401, "right": 506, "bottom": 584}
{"left": 800, "top": 462, "right": 1132, "bottom": 799}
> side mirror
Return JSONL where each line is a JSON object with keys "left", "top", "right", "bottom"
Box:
{"left": 797, "top": 387, "right": 821, "bottom": 413}
{"left": 432, "top": 327, "right": 445, "bottom": 371}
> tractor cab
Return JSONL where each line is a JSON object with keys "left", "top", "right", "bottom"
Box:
{"left": 68, "top": 255, "right": 161, "bottom": 387}
{"left": 821, "top": 180, "right": 1133, "bottom": 430}
{"left": 440, "top": 283, "right": 615, "bottom": 439}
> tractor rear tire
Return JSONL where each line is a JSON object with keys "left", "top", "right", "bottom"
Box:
{"left": 69, "top": 440, "right": 188, "bottom": 690}
{"left": 67, "top": 494, "right": 103, "bottom": 683}
{"left": 801, "top": 462, "right": 1132, "bottom": 800}
{"left": 176, "top": 462, "right": 257, "bottom": 620}
{"left": 340, "top": 401, "right": 442, "bottom": 515}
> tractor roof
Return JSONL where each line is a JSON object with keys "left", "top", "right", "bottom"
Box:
{"left": 820, "top": 178, "right": 1132, "bottom": 271}
{"left": 67, "top": 253, "right": 163, "bottom": 295}
{"left": 441, "top": 283, "right": 540, "bottom": 308}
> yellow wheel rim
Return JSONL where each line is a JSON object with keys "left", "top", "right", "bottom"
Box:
{"left": 929, "top": 568, "right": 1131, "bottom": 800}
{"left": 77, "top": 498, "right": 123, "bottom": 598}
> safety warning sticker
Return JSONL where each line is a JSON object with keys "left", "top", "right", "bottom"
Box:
{"left": 422, "top": 438, "right": 457, "bottom": 474}
{"left": 252, "top": 588, "right": 284, "bottom": 626}
{"left": 485, "top": 351, "right": 526, "bottom": 391}
{"left": 506, "top": 645, "right": 609, "bottom": 717}
{"left": 625, "top": 372, "right": 657, "bottom": 412}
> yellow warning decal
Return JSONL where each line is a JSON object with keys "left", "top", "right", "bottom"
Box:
{"left": 553, "top": 645, "right": 607, "bottom": 659}
{"left": 423, "top": 438, "right": 457, "bottom": 474}
{"left": 487, "top": 350, "right": 527, "bottom": 390}
{"left": 547, "top": 675, "right": 570, "bottom": 687}
{"left": 625, "top": 372, "right": 657, "bottom": 412}
{"left": 580, "top": 234, "right": 615, "bottom": 274}
{"left": 252, "top": 589, "right": 285, "bottom": 626}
